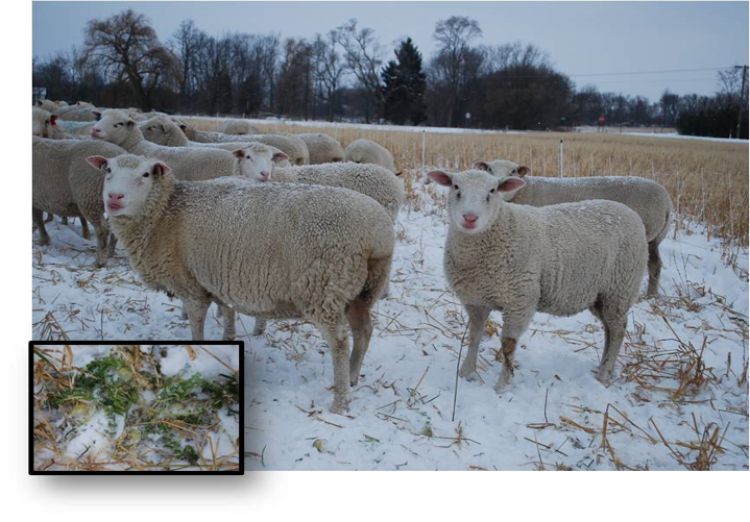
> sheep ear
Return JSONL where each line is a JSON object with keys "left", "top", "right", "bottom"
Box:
{"left": 473, "top": 161, "right": 490, "bottom": 172}
{"left": 86, "top": 155, "right": 109, "bottom": 170}
{"left": 516, "top": 166, "right": 530, "bottom": 177}
{"left": 395, "top": 171, "right": 403, "bottom": 177}
{"left": 151, "top": 161, "right": 171, "bottom": 177}
{"left": 93, "top": 111, "right": 102, "bottom": 121}
{"left": 272, "top": 151, "right": 288, "bottom": 164}
{"left": 231, "top": 149, "right": 245, "bottom": 159}
{"left": 178, "top": 123, "right": 187, "bottom": 131}
{"left": 497, "top": 176, "right": 525, "bottom": 198}
{"left": 50, "top": 114, "right": 58, "bottom": 126}
{"left": 427, "top": 170, "right": 453, "bottom": 186}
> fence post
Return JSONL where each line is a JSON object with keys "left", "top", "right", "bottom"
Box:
{"left": 559, "top": 139, "right": 564, "bottom": 177}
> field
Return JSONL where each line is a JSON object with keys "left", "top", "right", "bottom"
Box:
{"left": 32, "top": 118, "right": 748, "bottom": 470}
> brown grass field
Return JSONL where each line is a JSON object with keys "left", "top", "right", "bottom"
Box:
{"left": 185, "top": 117, "right": 748, "bottom": 249}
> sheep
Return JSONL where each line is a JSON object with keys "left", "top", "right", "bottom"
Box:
{"left": 97, "top": 153, "right": 394, "bottom": 413}
{"left": 234, "top": 157, "right": 405, "bottom": 335}
{"left": 32, "top": 108, "right": 65, "bottom": 139}
{"left": 429, "top": 168, "right": 647, "bottom": 390}
{"left": 90, "top": 109, "right": 249, "bottom": 181}
{"left": 345, "top": 138, "right": 397, "bottom": 173}
{"left": 138, "top": 116, "right": 291, "bottom": 167}
{"left": 35, "top": 99, "right": 60, "bottom": 112}
{"left": 474, "top": 159, "right": 672, "bottom": 296}
{"left": 56, "top": 103, "right": 98, "bottom": 122}
{"left": 296, "top": 133, "right": 345, "bottom": 164}
{"left": 149, "top": 117, "right": 310, "bottom": 165}
{"left": 33, "top": 137, "right": 125, "bottom": 266}
{"left": 216, "top": 118, "right": 260, "bottom": 135}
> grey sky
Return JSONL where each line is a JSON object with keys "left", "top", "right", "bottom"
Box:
{"left": 32, "top": 1, "right": 749, "bottom": 101}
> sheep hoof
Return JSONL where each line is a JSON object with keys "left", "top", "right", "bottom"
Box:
{"left": 330, "top": 396, "right": 350, "bottom": 415}
{"left": 95, "top": 258, "right": 107, "bottom": 268}
{"left": 595, "top": 368, "right": 613, "bottom": 386}
{"left": 458, "top": 362, "right": 478, "bottom": 380}
{"left": 494, "top": 372, "right": 512, "bottom": 393}
{"left": 349, "top": 372, "right": 361, "bottom": 387}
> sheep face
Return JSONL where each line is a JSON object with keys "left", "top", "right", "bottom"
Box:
{"left": 428, "top": 169, "right": 525, "bottom": 235}
{"left": 90, "top": 154, "right": 171, "bottom": 218}
{"left": 32, "top": 108, "right": 58, "bottom": 138}
{"left": 139, "top": 117, "right": 171, "bottom": 145}
{"left": 91, "top": 109, "right": 136, "bottom": 145}
{"left": 474, "top": 159, "right": 530, "bottom": 178}
{"left": 232, "top": 146, "right": 289, "bottom": 182}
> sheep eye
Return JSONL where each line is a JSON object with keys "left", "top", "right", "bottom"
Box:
{"left": 246, "top": 155, "right": 252, "bottom": 160}
{"left": 490, "top": 188, "right": 496, "bottom": 194}
{"left": 456, "top": 192, "right": 461, "bottom": 200}
{"left": 142, "top": 172, "right": 150, "bottom": 178}
{"left": 453, "top": 184, "right": 459, "bottom": 190}
{"left": 106, "top": 168, "right": 111, "bottom": 173}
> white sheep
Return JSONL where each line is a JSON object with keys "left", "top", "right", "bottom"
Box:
{"left": 429, "top": 168, "right": 647, "bottom": 390}
{"left": 150, "top": 118, "right": 309, "bottom": 165}
{"left": 138, "top": 116, "right": 291, "bottom": 168}
{"left": 32, "top": 108, "right": 65, "bottom": 139}
{"left": 216, "top": 119, "right": 260, "bottom": 135}
{"left": 96, "top": 153, "right": 395, "bottom": 413}
{"left": 35, "top": 99, "right": 60, "bottom": 112}
{"left": 234, "top": 156, "right": 405, "bottom": 335}
{"left": 296, "top": 133, "right": 345, "bottom": 164}
{"left": 33, "top": 137, "right": 125, "bottom": 266}
{"left": 345, "top": 138, "right": 397, "bottom": 173}
{"left": 474, "top": 159, "right": 672, "bottom": 296}
{"left": 90, "top": 109, "right": 251, "bottom": 181}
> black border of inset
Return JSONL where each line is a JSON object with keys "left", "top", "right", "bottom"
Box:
{"left": 29, "top": 340, "right": 245, "bottom": 475}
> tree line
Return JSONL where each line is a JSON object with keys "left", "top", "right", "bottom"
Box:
{"left": 32, "top": 10, "right": 748, "bottom": 138}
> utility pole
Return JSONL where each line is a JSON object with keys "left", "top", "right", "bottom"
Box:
{"left": 736, "top": 65, "right": 748, "bottom": 139}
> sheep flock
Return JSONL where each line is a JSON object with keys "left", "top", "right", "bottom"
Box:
{"left": 31, "top": 99, "right": 748, "bottom": 470}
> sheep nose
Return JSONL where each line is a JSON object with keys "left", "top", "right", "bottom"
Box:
{"left": 108, "top": 193, "right": 124, "bottom": 201}
{"left": 463, "top": 213, "right": 478, "bottom": 224}
{"left": 260, "top": 171, "right": 270, "bottom": 180}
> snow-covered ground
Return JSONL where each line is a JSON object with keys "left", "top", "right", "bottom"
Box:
{"left": 32, "top": 344, "right": 240, "bottom": 472}
{"left": 32, "top": 181, "right": 748, "bottom": 471}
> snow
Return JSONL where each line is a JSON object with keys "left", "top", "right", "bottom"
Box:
{"left": 32, "top": 181, "right": 748, "bottom": 471}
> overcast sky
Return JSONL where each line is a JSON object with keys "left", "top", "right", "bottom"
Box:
{"left": 32, "top": 1, "right": 749, "bottom": 101}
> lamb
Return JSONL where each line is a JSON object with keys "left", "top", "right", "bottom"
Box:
{"left": 138, "top": 116, "right": 291, "bottom": 167}
{"left": 90, "top": 109, "right": 249, "bottom": 181}
{"left": 35, "top": 99, "right": 60, "bottom": 112}
{"left": 97, "top": 153, "right": 394, "bottom": 413}
{"left": 234, "top": 157, "right": 404, "bottom": 335}
{"left": 429, "top": 168, "right": 647, "bottom": 390}
{"left": 345, "top": 138, "right": 397, "bottom": 173}
{"left": 296, "top": 133, "right": 345, "bottom": 164}
{"left": 33, "top": 137, "right": 125, "bottom": 266}
{"left": 474, "top": 159, "right": 672, "bottom": 296}
{"left": 216, "top": 118, "right": 260, "bottom": 135}
{"left": 149, "top": 117, "right": 310, "bottom": 165}
{"left": 32, "top": 108, "right": 65, "bottom": 139}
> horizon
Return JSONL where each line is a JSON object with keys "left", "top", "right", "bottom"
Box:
{"left": 32, "top": 1, "right": 750, "bottom": 103}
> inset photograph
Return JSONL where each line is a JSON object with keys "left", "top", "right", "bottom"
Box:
{"left": 30, "top": 342, "right": 243, "bottom": 474}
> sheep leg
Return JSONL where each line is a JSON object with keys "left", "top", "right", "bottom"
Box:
{"left": 43, "top": 212, "right": 54, "bottom": 224}
{"left": 220, "top": 305, "right": 236, "bottom": 340}
{"left": 80, "top": 216, "right": 90, "bottom": 240}
{"left": 459, "top": 305, "right": 490, "bottom": 380}
{"left": 33, "top": 208, "right": 50, "bottom": 245}
{"left": 93, "top": 222, "right": 108, "bottom": 268}
{"left": 318, "top": 321, "right": 351, "bottom": 414}
{"left": 252, "top": 317, "right": 267, "bottom": 336}
{"left": 494, "top": 307, "right": 534, "bottom": 392}
{"left": 183, "top": 299, "right": 210, "bottom": 340}
{"left": 61, "top": 216, "right": 69, "bottom": 225}
{"left": 106, "top": 233, "right": 118, "bottom": 258}
{"left": 596, "top": 314, "right": 627, "bottom": 385}
{"left": 646, "top": 241, "right": 661, "bottom": 297}
{"left": 347, "top": 298, "right": 373, "bottom": 386}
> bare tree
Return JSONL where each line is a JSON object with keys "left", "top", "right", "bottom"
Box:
{"left": 430, "top": 16, "right": 483, "bottom": 126}
{"left": 334, "top": 19, "right": 384, "bottom": 122}
{"left": 312, "top": 31, "right": 347, "bottom": 120}
{"left": 81, "top": 9, "right": 179, "bottom": 110}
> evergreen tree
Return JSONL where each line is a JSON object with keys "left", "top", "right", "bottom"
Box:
{"left": 381, "top": 38, "right": 427, "bottom": 125}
